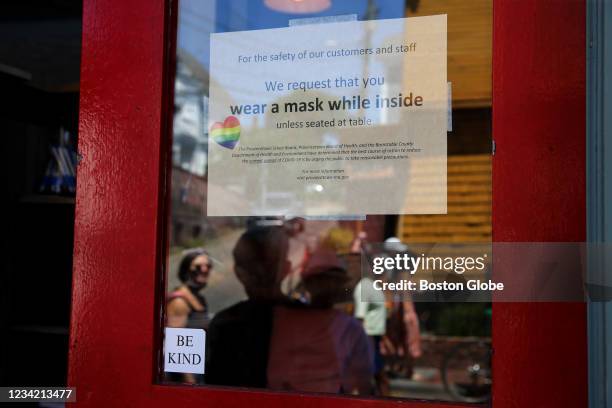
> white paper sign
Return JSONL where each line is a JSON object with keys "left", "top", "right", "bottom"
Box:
{"left": 208, "top": 15, "right": 447, "bottom": 216}
{"left": 163, "top": 328, "right": 205, "bottom": 374}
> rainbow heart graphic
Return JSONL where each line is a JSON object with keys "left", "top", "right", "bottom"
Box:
{"left": 210, "top": 116, "right": 240, "bottom": 149}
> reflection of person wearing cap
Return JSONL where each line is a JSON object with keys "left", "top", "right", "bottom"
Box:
{"left": 267, "top": 247, "right": 374, "bottom": 395}
{"left": 351, "top": 232, "right": 388, "bottom": 394}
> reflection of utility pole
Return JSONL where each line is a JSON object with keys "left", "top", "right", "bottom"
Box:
{"left": 364, "top": 0, "right": 379, "bottom": 20}
{"left": 360, "top": 0, "right": 379, "bottom": 117}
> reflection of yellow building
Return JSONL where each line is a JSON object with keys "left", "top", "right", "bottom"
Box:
{"left": 408, "top": 0, "right": 492, "bottom": 108}
{"left": 399, "top": 154, "right": 491, "bottom": 243}
{"left": 399, "top": 0, "right": 492, "bottom": 244}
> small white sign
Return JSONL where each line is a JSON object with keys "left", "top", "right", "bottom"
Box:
{"left": 163, "top": 328, "right": 206, "bottom": 374}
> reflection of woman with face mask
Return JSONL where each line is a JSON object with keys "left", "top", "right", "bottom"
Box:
{"left": 167, "top": 248, "right": 213, "bottom": 330}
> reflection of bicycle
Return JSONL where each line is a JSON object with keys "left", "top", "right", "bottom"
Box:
{"left": 441, "top": 340, "right": 491, "bottom": 403}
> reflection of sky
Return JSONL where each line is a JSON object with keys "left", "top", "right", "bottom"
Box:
{"left": 178, "top": 0, "right": 405, "bottom": 71}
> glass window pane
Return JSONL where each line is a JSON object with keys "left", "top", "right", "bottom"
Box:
{"left": 161, "top": 0, "right": 491, "bottom": 403}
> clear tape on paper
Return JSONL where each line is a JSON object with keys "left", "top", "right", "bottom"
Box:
{"left": 289, "top": 14, "right": 358, "bottom": 27}
{"left": 448, "top": 82, "right": 452, "bottom": 132}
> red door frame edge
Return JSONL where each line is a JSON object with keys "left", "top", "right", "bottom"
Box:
{"left": 68, "top": 0, "right": 587, "bottom": 407}
{"left": 153, "top": 0, "right": 179, "bottom": 384}
{"left": 491, "top": 0, "right": 587, "bottom": 407}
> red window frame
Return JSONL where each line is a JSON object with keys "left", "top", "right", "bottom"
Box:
{"left": 68, "top": 0, "right": 587, "bottom": 407}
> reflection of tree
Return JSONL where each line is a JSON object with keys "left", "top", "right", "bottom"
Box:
{"left": 174, "top": 49, "right": 209, "bottom": 177}
{"left": 172, "top": 49, "right": 240, "bottom": 243}
{"left": 174, "top": 49, "right": 235, "bottom": 178}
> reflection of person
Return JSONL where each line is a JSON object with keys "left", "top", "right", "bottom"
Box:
{"left": 353, "top": 234, "right": 422, "bottom": 385}
{"left": 166, "top": 248, "right": 212, "bottom": 384}
{"left": 267, "top": 248, "right": 374, "bottom": 395}
{"left": 351, "top": 231, "right": 389, "bottom": 394}
{"left": 167, "top": 248, "right": 212, "bottom": 329}
{"left": 383, "top": 238, "right": 422, "bottom": 361}
{"left": 380, "top": 238, "right": 422, "bottom": 381}
{"left": 401, "top": 300, "right": 422, "bottom": 359}
{"left": 206, "top": 226, "right": 289, "bottom": 388}
{"left": 354, "top": 276, "right": 388, "bottom": 395}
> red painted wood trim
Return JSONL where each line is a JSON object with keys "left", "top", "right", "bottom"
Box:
{"left": 491, "top": 0, "right": 587, "bottom": 407}
{"left": 153, "top": 0, "right": 179, "bottom": 383}
{"left": 68, "top": 0, "right": 168, "bottom": 404}
{"left": 68, "top": 0, "right": 588, "bottom": 406}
